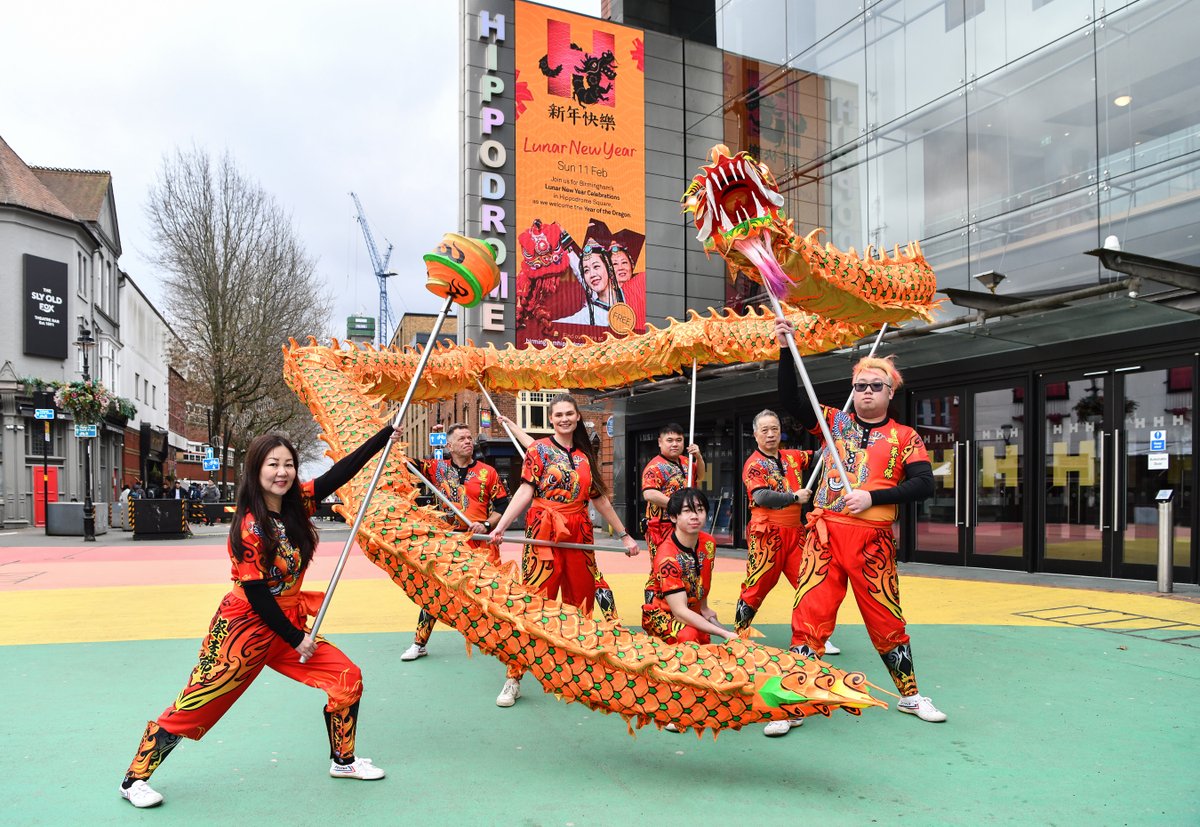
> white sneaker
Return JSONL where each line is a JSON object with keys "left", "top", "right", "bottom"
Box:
{"left": 329, "top": 757, "right": 386, "bottom": 780}
{"left": 664, "top": 723, "right": 682, "bottom": 733}
{"left": 763, "top": 718, "right": 803, "bottom": 737}
{"left": 496, "top": 678, "right": 521, "bottom": 707}
{"left": 897, "top": 694, "right": 947, "bottom": 723}
{"left": 120, "top": 780, "right": 164, "bottom": 808}
{"left": 823, "top": 640, "right": 840, "bottom": 655}
{"left": 400, "top": 643, "right": 427, "bottom": 661}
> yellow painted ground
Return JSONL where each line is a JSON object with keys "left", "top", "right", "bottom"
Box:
{"left": 7, "top": 571, "right": 1200, "bottom": 646}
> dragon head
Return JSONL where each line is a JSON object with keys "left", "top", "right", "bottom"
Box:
{"left": 753, "top": 658, "right": 886, "bottom": 719}
{"left": 681, "top": 144, "right": 786, "bottom": 258}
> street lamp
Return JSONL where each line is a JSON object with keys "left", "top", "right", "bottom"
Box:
{"left": 74, "top": 322, "right": 96, "bottom": 542}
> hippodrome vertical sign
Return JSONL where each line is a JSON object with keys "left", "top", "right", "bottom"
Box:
{"left": 514, "top": 1, "right": 645, "bottom": 348}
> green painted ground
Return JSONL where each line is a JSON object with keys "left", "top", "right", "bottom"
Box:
{"left": 4, "top": 625, "right": 1198, "bottom": 826}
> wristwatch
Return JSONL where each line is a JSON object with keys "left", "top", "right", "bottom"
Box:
{"left": 483, "top": 520, "right": 493, "bottom": 531}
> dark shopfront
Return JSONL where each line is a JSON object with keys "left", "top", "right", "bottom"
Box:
{"left": 622, "top": 303, "right": 1200, "bottom": 585}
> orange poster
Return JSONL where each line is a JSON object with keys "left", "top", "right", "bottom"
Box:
{"left": 514, "top": 1, "right": 646, "bottom": 348}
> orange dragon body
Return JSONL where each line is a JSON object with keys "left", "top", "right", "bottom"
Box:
{"left": 280, "top": 144, "right": 939, "bottom": 735}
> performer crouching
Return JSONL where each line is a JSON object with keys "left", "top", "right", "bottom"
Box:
{"left": 641, "top": 487, "right": 735, "bottom": 646}
{"left": 487, "top": 393, "right": 638, "bottom": 707}
{"left": 118, "top": 425, "right": 396, "bottom": 808}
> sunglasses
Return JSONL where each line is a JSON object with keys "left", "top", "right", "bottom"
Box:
{"left": 852, "top": 381, "right": 891, "bottom": 393}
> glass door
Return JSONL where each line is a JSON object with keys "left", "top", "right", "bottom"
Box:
{"left": 912, "top": 381, "right": 1027, "bottom": 569}
{"left": 1040, "top": 374, "right": 1110, "bottom": 575}
{"left": 1114, "top": 362, "right": 1195, "bottom": 581}
{"left": 913, "top": 390, "right": 962, "bottom": 562}
{"left": 1040, "top": 361, "right": 1196, "bottom": 581}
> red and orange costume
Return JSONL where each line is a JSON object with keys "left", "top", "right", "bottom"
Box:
{"left": 123, "top": 427, "right": 393, "bottom": 787}
{"left": 640, "top": 453, "right": 695, "bottom": 554}
{"left": 413, "top": 457, "right": 507, "bottom": 646}
{"left": 734, "top": 447, "right": 812, "bottom": 635}
{"left": 779, "top": 348, "right": 935, "bottom": 696}
{"left": 642, "top": 530, "right": 718, "bottom": 644}
{"left": 507, "top": 437, "right": 616, "bottom": 679}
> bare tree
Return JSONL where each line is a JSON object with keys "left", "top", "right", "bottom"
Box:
{"left": 147, "top": 147, "right": 331, "bottom": 483}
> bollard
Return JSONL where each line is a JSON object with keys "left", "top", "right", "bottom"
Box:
{"left": 1155, "top": 489, "right": 1174, "bottom": 593}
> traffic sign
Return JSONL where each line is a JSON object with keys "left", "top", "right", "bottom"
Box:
{"left": 1150, "top": 429, "right": 1167, "bottom": 451}
{"left": 202, "top": 458, "right": 221, "bottom": 471}
{"left": 34, "top": 408, "right": 55, "bottom": 420}
{"left": 74, "top": 424, "right": 98, "bottom": 438}
{"left": 433, "top": 448, "right": 444, "bottom": 461}
{"left": 430, "top": 431, "right": 447, "bottom": 447}
{"left": 205, "top": 446, "right": 214, "bottom": 459}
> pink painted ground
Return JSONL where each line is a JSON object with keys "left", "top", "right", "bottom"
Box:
{"left": 0, "top": 537, "right": 743, "bottom": 590}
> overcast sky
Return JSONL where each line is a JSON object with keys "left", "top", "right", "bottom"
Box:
{"left": 2, "top": 0, "right": 598, "bottom": 341}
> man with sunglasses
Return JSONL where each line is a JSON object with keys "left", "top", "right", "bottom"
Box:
{"left": 774, "top": 318, "right": 944, "bottom": 725}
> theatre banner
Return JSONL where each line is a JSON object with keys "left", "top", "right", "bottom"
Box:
{"left": 514, "top": 1, "right": 645, "bottom": 347}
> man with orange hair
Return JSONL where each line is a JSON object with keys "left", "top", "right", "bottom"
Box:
{"left": 775, "top": 318, "right": 944, "bottom": 726}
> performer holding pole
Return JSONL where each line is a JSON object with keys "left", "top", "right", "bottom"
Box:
{"left": 305, "top": 234, "right": 500, "bottom": 653}
{"left": 118, "top": 426, "right": 400, "bottom": 807}
{"left": 399, "top": 424, "right": 507, "bottom": 663}
{"left": 640, "top": 422, "right": 704, "bottom": 556}
{"left": 776, "top": 317, "right": 944, "bottom": 726}
{"left": 477, "top": 381, "right": 623, "bottom": 625}
{"left": 487, "top": 393, "right": 638, "bottom": 708}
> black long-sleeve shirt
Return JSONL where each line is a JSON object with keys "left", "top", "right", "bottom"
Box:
{"left": 242, "top": 424, "right": 394, "bottom": 645}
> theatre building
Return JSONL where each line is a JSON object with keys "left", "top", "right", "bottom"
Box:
{"left": 459, "top": 0, "right": 1199, "bottom": 584}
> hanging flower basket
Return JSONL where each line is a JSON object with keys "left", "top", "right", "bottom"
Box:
{"left": 54, "top": 380, "right": 113, "bottom": 424}
{"left": 105, "top": 396, "right": 138, "bottom": 426}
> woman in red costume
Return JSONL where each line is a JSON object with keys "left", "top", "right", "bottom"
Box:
{"left": 118, "top": 424, "right": 396, "bottom": 808}
{"left": 487, "top": 393, "right": 639, "bottom": 707}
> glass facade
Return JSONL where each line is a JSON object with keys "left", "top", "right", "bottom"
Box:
{"left": 705, "top": 0, "right": 1200, "bottom": 301}
{"left": 623, "top": 0, "right": 1199, "bottom": 582}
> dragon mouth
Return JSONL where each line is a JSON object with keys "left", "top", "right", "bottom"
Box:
{"left": 682, "top": 145, "right": 785, "bottom": 253}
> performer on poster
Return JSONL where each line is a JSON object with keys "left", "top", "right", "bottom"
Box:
{"left": 554, "top": 243, "right": 625, "bottom": 327}
{"left": 118, "top": 427, "right": 396, "bottom": 808}
{"left": 401, "top": 424, "right": 507, "bottom": 662}
{"left": 641, "top": 422, "right": 705, "bottom": 555}
{"left": 609, "top": 228, "right": 646, "bottom": 332}
{"left": 775, "top": 317, "right": 945, "bottom": 725}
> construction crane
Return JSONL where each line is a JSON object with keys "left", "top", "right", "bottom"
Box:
{"left": 350, "top": 192, "right": 396, "bottom": 347}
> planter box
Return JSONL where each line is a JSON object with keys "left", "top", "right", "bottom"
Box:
{"left": 46, "top": 502, "right": 110, "bottom": 536}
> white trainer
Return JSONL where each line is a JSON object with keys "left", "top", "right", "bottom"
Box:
{"left": 823, "top": 640, "right": 841, "bottom": 655}
{"left": 400, "top": 643, "right": 428, "bottom": 662}
{"left": 496, "top": 678, "right": 521, "bottom": 707}
{"left": 120, "top": 780, "right": 164, "bottom": 808}
{"left": 664, "top": 723, "right": 682, "bottom": 733}
{"left": 897, "top": 694, "right": 947, "bottom": 723}
{"left": 329, "top": 757, "right": 386, "bottom": 780}
{"left": 763, "top": 718, "right": 803, "bottom": 737}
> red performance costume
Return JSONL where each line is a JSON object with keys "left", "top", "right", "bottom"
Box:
{"left": 642, "top": 530, "right": 718, "bottom": 644}
{"left": 123, "top": 427, "right": 393, "bottom": 792}
{"left": 413, "top": 457, "right": 507, "bottom": 646}
{"left": 508, "top": 437, "right": 616, "bottom": 679}
{"left": 734, "top": 447, "right": 812, "bottom": 634}
{"left": 640, "top": 453, "right": 694, "bottom": 554}
{"left": 779, "top": 347, "right": 936, "bottom": 703}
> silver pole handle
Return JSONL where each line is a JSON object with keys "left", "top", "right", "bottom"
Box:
{"left": 964, "top": 439, "right": 973, "bottom": 529}
{"left": 475, "top": 379, "right": 526, "bottom": 459}
{"left": 687, "top": 359, "right": 698, "bottom": 486}
{"left": 1112, "top": 428, "right": 1122, "bottom": 530}
{"left": 302, "top": 295, "right": 454, "bottom": 660}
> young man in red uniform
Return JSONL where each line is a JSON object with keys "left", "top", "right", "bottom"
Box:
{"left": 776, "top": 318, "right": 944, "bottom": 725}
{"left": 642, "top": 487, "right": 735, "bottom": 645}
{"left": 401, "top": 423, "right": 507, "bottom": 662}
{"left": 640, "top": 423, "right": 705, "bottom": 555}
